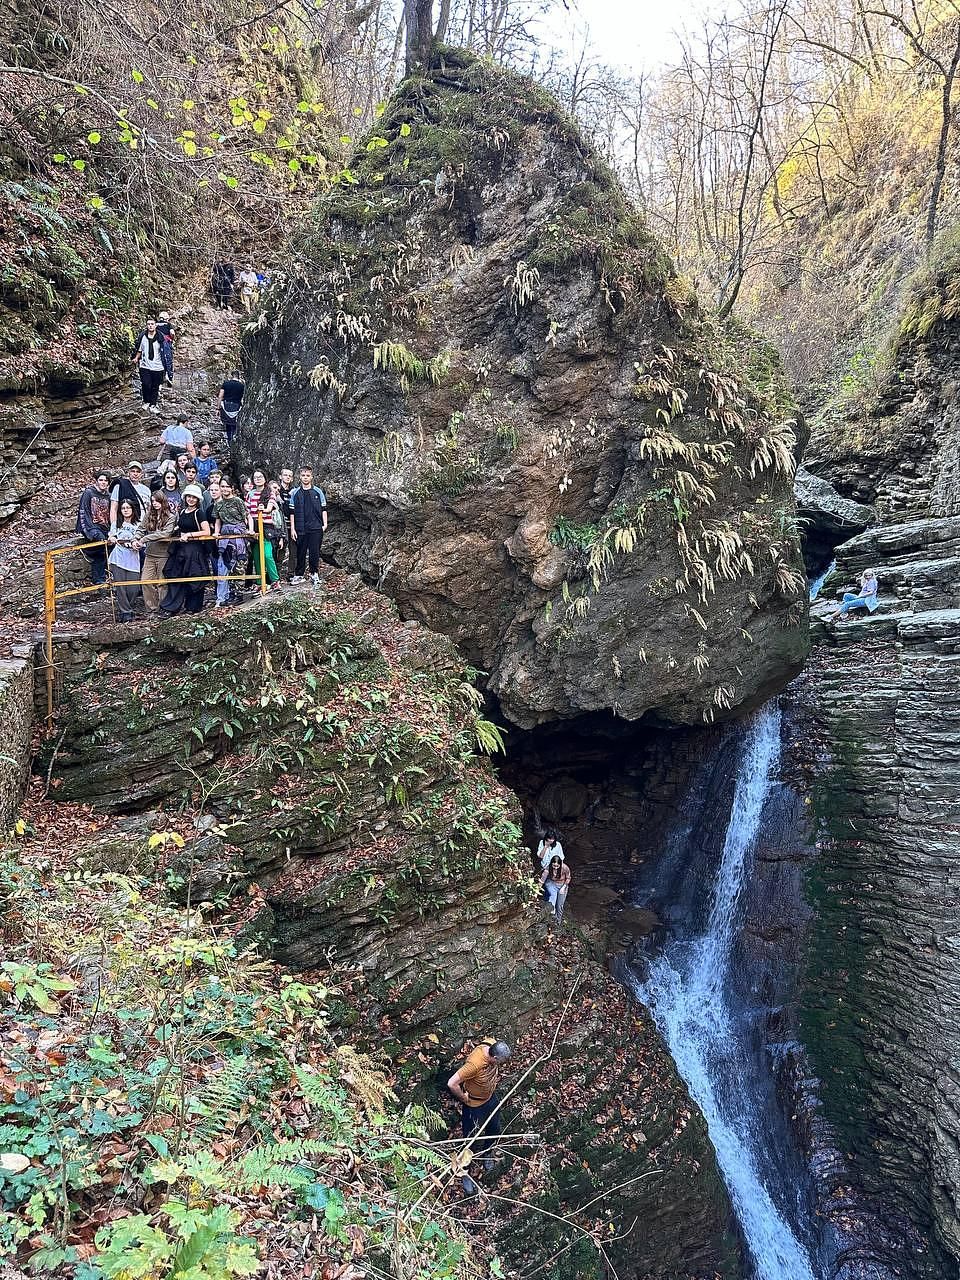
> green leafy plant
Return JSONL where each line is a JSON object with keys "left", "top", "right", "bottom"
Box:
{"left": 94, "top": 1202, "right": 258, "bottom": 1280}
{"left": 0, "top": 961, "right": 74, "bottom": 1014}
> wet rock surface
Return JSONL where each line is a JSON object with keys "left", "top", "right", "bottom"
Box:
{"left": 796, "top": 314, "right": 960, "bottom": 1276}
{"left": 240, "top": 50, "right": 808, "bottom": 729}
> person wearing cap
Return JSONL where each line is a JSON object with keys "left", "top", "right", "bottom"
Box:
{"left": 159, "top": 484, "right": 211, "bottom": 616}
{"left": 109, "top": 462, "right": 150, "bottom": 536}
{"left": 158, "top": 413, "right": 195, "bottom": 462}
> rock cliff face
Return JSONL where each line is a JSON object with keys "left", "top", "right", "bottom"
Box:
{"left": 241, "top": 50, "right": 808, "bottom": 729}
{"left": 798, "top": 304, "right": 960, "bottom": 1276}
{"left": 805, "top": 251, "right": 960, "bottom": 522}
{"left": 43, "top": 583, "right": 745, "bottom": 1279}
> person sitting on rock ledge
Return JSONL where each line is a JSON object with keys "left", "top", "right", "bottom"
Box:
{"left": 826, "top": 569, "right": 879, "bottom": 621}
{"left": 447, "top": 1038, "right": 511, "bottom": 1198}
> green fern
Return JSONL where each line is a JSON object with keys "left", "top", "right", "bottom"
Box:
{"left": 294, "top": 1065, "right": 354, "bottom": 1128}
{"left": 189, "top": 1055, "right": 252, "bottom": 1142}
{"left": 475, "top": 717, "right": 507, "bottom": 755}
{"left": 372, "top": 340, "right": 450, "bottom": 391}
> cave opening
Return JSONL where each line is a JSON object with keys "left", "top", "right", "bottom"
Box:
{"left": 495, "top": 707, "right": 737, "bottom": 948}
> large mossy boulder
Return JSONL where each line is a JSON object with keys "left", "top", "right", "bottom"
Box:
{"left": 241, "top": 49, "right": 808, "bottom": 728}
{"left": 45, "top": 584, "right": 744, "bottom": 1278}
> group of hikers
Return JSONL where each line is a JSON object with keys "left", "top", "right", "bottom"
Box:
{"left": 210, "top": 262, "right": 270, "bottom": 313}
{"left": 75, "top": 446, "right": 330, "bottom": 620}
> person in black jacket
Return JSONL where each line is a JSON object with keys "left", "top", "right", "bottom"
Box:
{"left": 289, "top": 466, "right": 327, "bottom": 585}
{"left": 218, "top": 370, "right": 245, "bottom": 445}
{"left": 132, "top": 319, "right": 173, "bottom": 413}
{"left": 211, "top": 263, "right": 235, "bottom": 310}
{"left": 75, "top": 471, "right": 112, "bottom": 585}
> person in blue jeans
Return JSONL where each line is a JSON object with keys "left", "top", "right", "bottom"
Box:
{"left": 827, "top": 569, "right": 879, "bottom": 621}
{"left": 540, "top": 854, "right": 571, "bottom": 925}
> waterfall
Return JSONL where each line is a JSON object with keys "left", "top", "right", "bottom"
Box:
{"left": 809, "top": 559, "right": 836, "bottom": 601}
{"left": 629, "top": 704, "right": 819, "bottom": 1280}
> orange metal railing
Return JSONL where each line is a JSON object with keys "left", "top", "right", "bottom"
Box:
{"left": 43, "top": 513, "right": 269, "bottom": 726}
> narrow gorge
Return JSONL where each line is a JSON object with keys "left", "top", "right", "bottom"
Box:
{"left": 5, "top": 11, "right": 960, "bottom": 1280}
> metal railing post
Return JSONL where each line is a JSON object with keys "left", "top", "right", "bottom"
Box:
{"left": 43, "top": 551, "right": 56, "bottom": 729}
{"left": 257, "top": 512, "right": 267, "bottom": 596}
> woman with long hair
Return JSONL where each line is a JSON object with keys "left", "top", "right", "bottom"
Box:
{"left": 540, "top": 854, "right": 571, "bottom": 926}
{"left": 160, "top": 486, "right": 211, "bottom": 615}
{"left": 159, "top": 464, "right": 184, "bottom": 513}
{"left": 250, "top": 481, "right": 281, "bottom": 590}
{"left": 107, "top": 497, "right": 143, "bottom": 622}
{"left": 827, "top": 568, "right": 880, "bottom": 621}
{"left": 214, "top": 477, "right": 249, "bottom": 608}
{"left": 139, "top": 491, "right": 177, "bottom": 614}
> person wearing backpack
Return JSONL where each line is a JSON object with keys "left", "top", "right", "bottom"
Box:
{"left": 76, "top": 470, "right": 112, "bottom": 585}
{"left": 157, "top": 311, "right": 176, "bottom": 383}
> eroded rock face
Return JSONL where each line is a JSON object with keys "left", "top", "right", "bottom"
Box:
{"left": 241, "top": 50, "right": 808, "bottom": 729}
{"left": 44, "top": 584, "right": 745, "bottom": 1279}
{"left": 798, "top": 316, "right": 960, "bottom": 1276}
{"left": 795, "top": 465, "right": 874, "bottom": 567}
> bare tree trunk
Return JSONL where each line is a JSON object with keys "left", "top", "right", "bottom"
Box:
{"left": 927, "top": 35, "right": 960, "bottom": 245}
{"left": 717, "top": 0, "right": 789, "bottom": 320}
{"left": 404, "top": 0, "right": 433, "bottom": 74}
{"left": 435, "top": 0, "right": 451, "bottom": 42}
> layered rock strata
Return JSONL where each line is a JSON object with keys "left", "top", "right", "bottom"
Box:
{"left": 41, "top": 583, "right": 745, "bottom": 1279}
{"left": 799, "top": 310, "right": 960, "bottom": 1276}
{"left": 241, "top": 50, "right": 808, "bottom": 728}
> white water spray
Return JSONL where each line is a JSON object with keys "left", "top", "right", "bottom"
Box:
{"left": 809, "top": 560, "right": 836, "bottom": 602}
{"left": 632, "top": 704, "right": 818, "bottom": 1280}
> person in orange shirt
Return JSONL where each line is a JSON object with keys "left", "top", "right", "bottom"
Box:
{"left": 447, "top": 1038, "right": 511, "bottom": 1197}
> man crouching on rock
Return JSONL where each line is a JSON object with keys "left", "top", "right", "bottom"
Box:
{"left": 447, "top": 1038, "right": 511, "bottom": 1198}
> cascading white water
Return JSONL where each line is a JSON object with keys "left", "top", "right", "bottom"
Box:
{"left": 809, "top": 559, "right": 836, "bottom": 602}
{"left": 630, "top": 704, "right": 819, "bottom": 1280}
